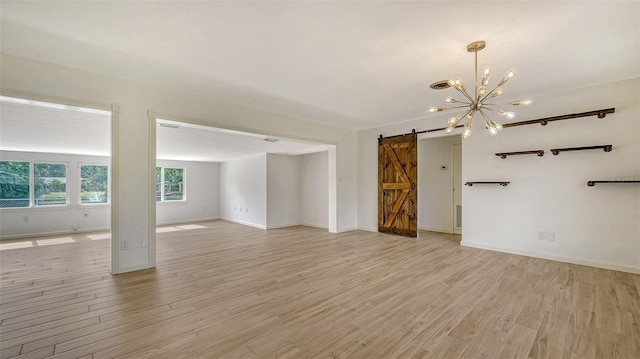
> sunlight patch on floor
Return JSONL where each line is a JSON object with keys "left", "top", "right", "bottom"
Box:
{"left": 0, "top": 241, "right": 34, "bottom": 250}
{"left": 87, "top": 233, "right": 111, "bottom": 240}
{"left": 36, "top": 237, "right": 75, "bottom": 246}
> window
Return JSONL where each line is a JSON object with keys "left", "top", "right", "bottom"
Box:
{"left": 163, "top": 168, "right": 184, "bottom": 201}
{"left": 80, "top": 164, "right": 108, "bottom": 204}
{"left": 34, "top": 163, "right": 67, "bottom": 206}
{"left": 156, "top": 167, "right": 185, "bottom": 202}
{"left": 0, "top": 161, "right": 30, "bottom": 208}
{"left": 156, "top": 167, "right": 162, "bottom": 202}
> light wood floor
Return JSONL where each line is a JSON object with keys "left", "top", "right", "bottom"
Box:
{"left": 1, "top": 221, "right": 639, "bottom": 359}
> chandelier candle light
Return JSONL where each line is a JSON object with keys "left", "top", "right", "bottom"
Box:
{"left": 429, "top": 40, "right": 533, "bottom": 139}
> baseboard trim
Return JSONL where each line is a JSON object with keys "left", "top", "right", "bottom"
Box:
{"left": 266, "top": 223, "right": 301, "bottom": 229}
{"left": 113, "top": 262, "right": 155, "bottom": 275}
{"left": 299, "top": 222, "right": 329, "bottom": 229}
{"left": 357, "top": 226, "right": 377, "bottom": 232}
{"left": 418, "top": 226, "right": 453, "bottom": 234}
{"left": 156, "top": 217, "right": 220, "bottom": 226}
{"left": 221, "top": 218, "right": 267, "bottom": 230}
{"left": 1, "top": 226, "right": 110, "bottom": 240}
{"left": 461, "top": 240, "right": 640, "bottom": 274}
{"left": 337, "top": 226, "right": 358, "bottom": 233}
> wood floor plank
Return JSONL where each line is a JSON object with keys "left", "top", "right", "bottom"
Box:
{"left": 1, "top": 220, "right": 639, "bottom": 358}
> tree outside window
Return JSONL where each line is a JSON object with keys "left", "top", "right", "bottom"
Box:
{"left": 163, "top": 168, "right": 184, "bottom": 201}
{"left": 156, "top": 167, "right": 185, "bottom": 202}
{"left": 0, "top": 161, "right": 30, "bottom": 208}
{"left": 34, "top": 163, "right": 67, "bottom": 206}
{"left": 80, "top": 165, "right": 108, "bottom": 203}
{"left": 155, "top": 167, "right": 162, "bottom": 202}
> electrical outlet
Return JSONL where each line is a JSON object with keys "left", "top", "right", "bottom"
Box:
{"left": 538, "top": 231, "right": 556, "bottom": 241}
{"left": 141, "top": 237, "right": 148, "bottom": 248}
{"left": 23, "top": 216, "right": 29, "bottom": 223}
{"left": 121, "top": 240, "right": 128, "bottom": 250}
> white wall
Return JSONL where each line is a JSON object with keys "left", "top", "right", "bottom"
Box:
{"left": 1, "top": 53, "right": 356, "bottom": 273}
{"left": 0, "top": 150, "right": 110, "bottom": 238}
{"left": 267, "top": 154, "right": 301, "bottom": 228}
{"left": 300, "top": 151, "right": 329, "bottom": 228}
{"left": 222, "top": 152, "right": 329, "bottom": 230}
{"left": 462, "top": 78, "right": 640, "bottom": 273}
{"left": 418, "top": 136, "right": 459, "bottom": 233}
{"left": 359, "top": 78, "right": 640, "bottom": 273}
{"left": 156, "top": 159, "right": 219, "bottom": 225}
{"left": 220, "top": 154, "right": 267, "bottom": 228}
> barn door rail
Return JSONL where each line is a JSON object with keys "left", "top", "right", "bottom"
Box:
{"left": 378, "top": 129, "right": 425, "bottom": 143}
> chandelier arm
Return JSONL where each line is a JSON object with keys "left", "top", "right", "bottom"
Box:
{"left": 481, "top": 107, "right": 501, "bottom": 113}
{"left": 456, "top": 87, "right": 476, "bottom": 103}
{"left": 478, "top": 109, "right": 493, "bottom": 122}
{"left": 447, "top": 109, "right": 473, "bottom": 130}
{"left": 479, "top": 84, "right": 503, "bottom": 103}
{"left": 442, "top": 105, "right": 472, "bottom": 111}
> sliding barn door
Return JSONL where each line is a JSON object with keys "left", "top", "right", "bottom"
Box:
{"left": 378, "top": 134, "right": 417, "bottom": 237}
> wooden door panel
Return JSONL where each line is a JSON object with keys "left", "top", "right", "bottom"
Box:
{"left": 378, "top": 134, "right": 417, "bottom": 237}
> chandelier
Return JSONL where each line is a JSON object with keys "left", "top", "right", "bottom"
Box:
{"left": 429, "top": 40, "right": 532, "bottom": 139}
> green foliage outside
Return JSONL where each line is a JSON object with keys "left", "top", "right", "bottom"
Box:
{"left": 81, "top": 165, "right": 108, "bottom": 203}
{"left": 156, "top": 167, "right": 184, "bottom": 201}
{"left": 0, "top": 161, "right": 30, "bottom": 207}
{"left": 34, "top": 163, "right": 67, "bottom": 206}
{"left": 164, "top": 168, "right": 184, "bottom": 200}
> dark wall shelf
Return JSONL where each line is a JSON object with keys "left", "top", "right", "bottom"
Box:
{"left": 550, "top": 145, "right": 612, "bottom": 155}
{"left": 495, "top": 150, "right": 544, "bottom": 159}
{"left": 465, "top": 181, "right": 510, "bottom": 187}
{"left": 587, "top": 180, "right": 640, "bottom": 187}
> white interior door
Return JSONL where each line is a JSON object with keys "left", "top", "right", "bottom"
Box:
{"left": 452, "top": 143, "right": 462, "bottom": 234}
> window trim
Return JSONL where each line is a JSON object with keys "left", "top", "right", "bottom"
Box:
{"left": 0, "top": 160, "right": 31, "bottom": 209}
{"left": 155, "top": 166, "right": 186, "bottom": 203}
{"left": 33, "top": 161, "right": 70, "bottom": 208}
{"left": 78, "top": 163, "right": 110, "bottom": 206}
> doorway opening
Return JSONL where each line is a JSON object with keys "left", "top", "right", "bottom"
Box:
{"left": 417, "top": 135, "right": 462, "bottom": 235}
{"left": 150, "top": 117, "right": 337, "bottom": 256}
{"left": 0, "top": 94, "right": 113, "bottom": 264}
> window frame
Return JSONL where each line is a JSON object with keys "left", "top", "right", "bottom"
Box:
{"left": 0, "top": 160, "right": 31, "bottom": 209}
{"left": 32, "top": 161, "right": 69, "bottom": 208}
{"left": 155, "top": 166, "right": 186, "bottom": 203}
{"left": 78, "top": 163, "right": 110, "bottom": 206}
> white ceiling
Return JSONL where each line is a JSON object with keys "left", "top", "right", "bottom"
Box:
{"left": 0, "top": 97, "right": 329, "bottom": 161}
{"left": 0, "top": 2, "right": 639, "bottom": 131}
{"left": 156, "top": 120, "right": 330, "bottom": 162}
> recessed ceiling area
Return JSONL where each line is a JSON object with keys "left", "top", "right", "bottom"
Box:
{"left": 0, "top": 96, "right": 111, "bottom": 156}
{"left": 156, "top": 119, "right": 330, "bottom": 162}
{"left": 0, "top": 96, "right": 329, "bottom": 162}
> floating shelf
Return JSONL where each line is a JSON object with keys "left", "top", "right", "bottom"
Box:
{"left": 587, "top": 180, "right": 640, "bottom": 187}
{"left": 465, "top": 181, "right": 510, "bottom": 187}
{"left": 495, "top": 150, "right": 544, "bottom": 159}
{"left": 550, "top": 145, "right": 612, "bottom": 156}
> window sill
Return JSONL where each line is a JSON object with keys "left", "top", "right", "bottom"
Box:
{"left": 78, "top": 203, "right": 110, "bottom": 209}
{"left": 156, "top": 200, "right": 189, "bottom": 205}
{"left": 0, "top": 204, "right": 71, "bottom": 212}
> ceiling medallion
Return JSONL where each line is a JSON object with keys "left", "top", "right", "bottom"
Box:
{"left": 429, "top": 40, "right": 533, "bottom": 139}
